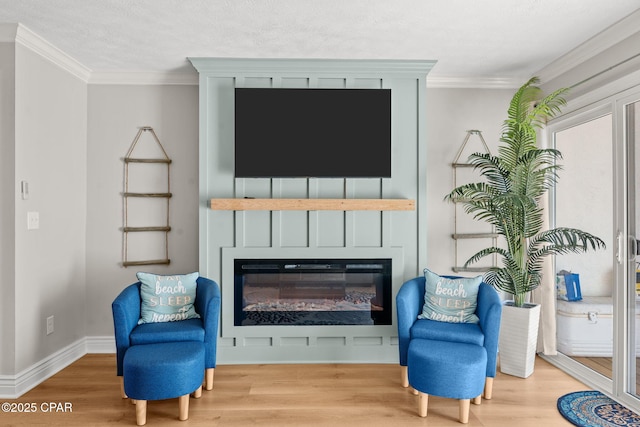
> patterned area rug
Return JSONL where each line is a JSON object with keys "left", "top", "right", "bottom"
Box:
{"left": 557, "top": 391, "right": 640, "bottom": 427}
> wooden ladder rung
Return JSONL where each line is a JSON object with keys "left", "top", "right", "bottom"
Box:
{"left": 452, "top": 233, "right": 499, "bottom": 239}
{"left": 123, "top": 226, "right": 171, "bottom": 232}
{"left": 123, "top": 259, "right": 171, "bottom": 267}
{"left": 123, "top": 192, "right": 172, "bottom": 198}
{"left": 452, "top": 266, "right": 491, "bottom": 273}
{"left": 125, "top": 158, "right": 172, "bottom": 164}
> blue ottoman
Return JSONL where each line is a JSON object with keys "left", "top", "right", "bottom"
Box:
{"left": 408, "top": 338, "right": 487, "bottom": 423}
{"left": 124, "top": 341, "right": 205, "bottom": 425}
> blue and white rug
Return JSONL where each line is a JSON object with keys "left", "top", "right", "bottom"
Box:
{"left": 558, "top": 391, "right": 640, "bottom": 427}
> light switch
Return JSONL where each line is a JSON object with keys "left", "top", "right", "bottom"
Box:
{"left": 21, "top": 181, "right": 29, "bottom": 200}
{"left": 27, "top": 211, "right": 39, "bottom": 230}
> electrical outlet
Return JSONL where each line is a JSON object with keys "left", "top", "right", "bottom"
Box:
{"left": 46, "top": 315, "right": 54, "bottom": 335}
{"left": 27, "top": 211, "right": 39, "bottom": 230}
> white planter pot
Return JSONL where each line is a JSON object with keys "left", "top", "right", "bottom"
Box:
{"left": 498, "top": 302, "right": 541, "bottom": 378}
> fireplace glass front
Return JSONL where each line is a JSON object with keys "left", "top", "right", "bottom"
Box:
{"left": 234, "top": 258, "right": 392, "bottom": 326}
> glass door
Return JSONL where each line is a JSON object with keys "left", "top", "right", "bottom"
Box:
{"left": 554, "top": 113, "right": 614, "bottom": 382}
{"left": 548, "top": 87, "right": 640, "bottom": 413}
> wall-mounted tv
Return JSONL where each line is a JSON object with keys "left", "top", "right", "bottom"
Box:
{"left": 234, "top": 88, "right": 391, "bottom": 178}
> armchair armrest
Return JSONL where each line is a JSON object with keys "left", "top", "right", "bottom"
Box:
{"left": 112, "top": 283, "right": 142, "bottom": 376}
{"left": 396, "top": 276, "right": 425, "bottom": 366}
{"left": 476, "top": 282, "right": 502, "bottom": 377}
{"left": 195, "top": 277, "right": 221, "bottom": 369}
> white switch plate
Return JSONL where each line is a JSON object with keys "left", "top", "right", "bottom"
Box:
{"left": 46, "top": 315, "right": 54, "bottom": 335}
{"left": 21, "top": 181, "right": 29, "bottom": 200}
{"left": 27, "top": 211, "right": 39, "bottom": 230}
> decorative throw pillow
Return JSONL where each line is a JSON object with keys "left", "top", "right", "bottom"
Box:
{"left": 137, "top": 272, "right": 200, "bottom": 324}
{"left": 418, "top": 269, "right": 481, "bottom": 324}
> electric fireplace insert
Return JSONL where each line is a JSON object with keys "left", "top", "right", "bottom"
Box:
{"left": 234, "top": 258, "right": 392, "bottom": 326}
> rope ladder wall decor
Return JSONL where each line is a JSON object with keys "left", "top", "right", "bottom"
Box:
{"left": 122, "top": 126, "right": 172, "bottom": 267}
{"left": 451, "top": 130, "right": 498, "bottom": 273}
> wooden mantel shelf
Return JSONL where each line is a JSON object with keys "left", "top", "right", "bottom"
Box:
{"left": 210, "top": 198, "right": 415, "bottom": 211}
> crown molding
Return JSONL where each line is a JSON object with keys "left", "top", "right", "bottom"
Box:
{"left": 188, "top": 57, "right": 437, "bottom": 78}
{"left": 536, "top": 9, "right": 640, "bottom": 82}
{"left": 12, "top": 23, "right": 91, "bottom": 82}
{"left": 88, "top": 71, "right": 198, "bottom": 85}
{"left": 89, "top": 71, "right": 521, "bottom": 88}
{"left": 91, "top": 70, "right": 518, "bottom": 88}
{"left": 426, "top": 75, "right": 523, "bottom": 89}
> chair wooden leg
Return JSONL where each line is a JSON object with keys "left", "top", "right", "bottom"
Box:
{"left": 135, "top": 400, "right": 147, "bottom": 426}
{"left": 193, "top": 385, "right": 203, "bottom": 399}
{"left": 459, "top": 399, "right": 470, "bottom": 424}
{"left": 472, "top": 395, "right": 482, "bottom": 405}
{"left": 120, "top": 377, "right": 128, "bottom": 399}
{"left": 401, "top": 365, "right": 409, "bottom": 387}
{"left": 178, "top": 394, "right": 189, "bottom": 421}
{"left": 484, "top": 377, "right": 494, "bottom": 400}
{"left": 205, "top": 368, "right": 215, "bottom": 390}
{"left": 418, "top": 392, "right": 428, "bottom": 417}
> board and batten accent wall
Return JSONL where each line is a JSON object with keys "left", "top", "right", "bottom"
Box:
{"left": 189, "top": 58, "right": 435, "bottom": 364}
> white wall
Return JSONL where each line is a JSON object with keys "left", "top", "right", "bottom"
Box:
{"left": 13, "top": 43, "right": 87, "bottom": 373}
{"left": 0, "top": 41, "right": 16, "bottom": 375}
{"left": 86, "top": 84, "right": 200, "bottom": 337}
{"left": 425, "top": 87, "right": 513, "bottom": 276}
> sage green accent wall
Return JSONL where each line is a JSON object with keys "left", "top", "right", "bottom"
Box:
{"left": 190, "top": 58, "right": 434, "bottom": 363}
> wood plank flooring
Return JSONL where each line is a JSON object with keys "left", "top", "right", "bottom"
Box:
{"left": 573, "top": 356, "right": 613, "bottom": 379}
{"left": 2, "top": 354, "right": 588, "bottom": 426}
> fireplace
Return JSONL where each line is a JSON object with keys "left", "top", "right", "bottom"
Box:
{"left": 234, "top": 258, "right": 392, "bottom": 326}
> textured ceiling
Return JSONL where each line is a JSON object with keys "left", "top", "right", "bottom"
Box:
{"left": 1, "top": 0, "right": 640, "bottom": 83}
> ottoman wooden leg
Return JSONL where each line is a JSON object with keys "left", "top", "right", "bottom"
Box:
{"left": 459, "top": 399, "right": 470, "bottom": 424}
{"left": 193, "top": 385, "right": 203, "bottom": 399}
{"left": 179, "top": 394, "right": 189, "bottom": 421}
{"left": 418, "top": 392, "right": 428, "bottom": 417}
{"left": 472, "top": 395, "right": 482, "bottom": 405}
{"left": 205, "top": 368, "right": 215, "bottom": 390}
{"left": 135, "top": 400, "right": 147, "bottom": 426}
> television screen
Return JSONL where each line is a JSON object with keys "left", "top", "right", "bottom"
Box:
{"left": 234, "top": 88, "right": 391, "bottom": 178}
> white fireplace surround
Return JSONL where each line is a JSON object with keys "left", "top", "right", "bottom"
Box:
{"left": 190, "top": 57, "right": 434, "bottom": 364}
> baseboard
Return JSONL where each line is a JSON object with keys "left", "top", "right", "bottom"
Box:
{"left": 86, "top": 336, "right": 116, "bottom": 354}
{"left": 0, "top": 338, "right": 87, "bottom": 399}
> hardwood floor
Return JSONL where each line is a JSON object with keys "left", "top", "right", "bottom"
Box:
{"left": 2, "top": 354, "right": 588, "bottom": 426}
{"left": 572, "top": 356, "right": 613, "bottom": 379}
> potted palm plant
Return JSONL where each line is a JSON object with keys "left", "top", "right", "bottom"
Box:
{"left": 446, "top": 77, "right": 605, "bottom": 378}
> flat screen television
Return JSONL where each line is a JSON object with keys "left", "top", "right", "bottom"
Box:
{"left": 234, "top": 88, "right": 391, "bottom": 178}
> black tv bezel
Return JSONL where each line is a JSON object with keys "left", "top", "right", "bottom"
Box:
{"left": 233, "top": 87, "right": 392, "bottom": 179}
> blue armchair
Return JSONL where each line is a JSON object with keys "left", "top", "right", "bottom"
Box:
{"left": 112, "top": 276, "right": 221, "bottom": 396}
{"left": 396, "top": 276, "right": 502, "bottom": 399}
